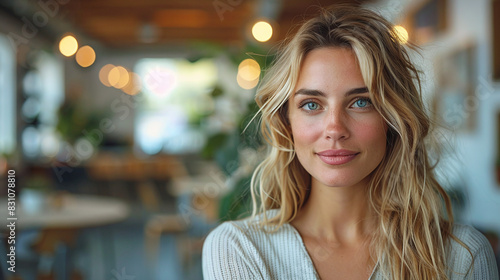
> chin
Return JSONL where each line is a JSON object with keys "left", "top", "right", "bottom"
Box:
{"left": 313, "top": 170, "right": 371, "bottom": 189}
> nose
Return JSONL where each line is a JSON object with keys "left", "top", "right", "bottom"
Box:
{"left": 324, "top": 109, "right": 349, "bottom": 141}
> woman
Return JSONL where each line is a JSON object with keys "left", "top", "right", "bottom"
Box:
{"left": 202, "top": 5, "right": 499, "bottom": 280}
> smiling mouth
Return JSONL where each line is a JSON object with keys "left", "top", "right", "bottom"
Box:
{"left": 316, "top": 150, "right": 359, "bottom": 165}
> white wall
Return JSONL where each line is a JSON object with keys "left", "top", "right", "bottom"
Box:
{"left": 371, "top": 0, "right": 500, "bottom": 234}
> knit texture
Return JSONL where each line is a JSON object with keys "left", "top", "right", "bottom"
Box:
{"left": 202, "top": 211, "right": 499, "bottom": 279}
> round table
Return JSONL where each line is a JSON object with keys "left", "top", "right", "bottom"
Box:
{"left": 0, "top": 193, "right": 130, "bottom": 279}
{"left": 0, "top": 193, "right": 130, "bottom": 229}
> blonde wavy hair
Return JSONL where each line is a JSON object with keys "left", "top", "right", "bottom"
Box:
{"left": 250, "top": 5, "right": 469, "bottom": 280}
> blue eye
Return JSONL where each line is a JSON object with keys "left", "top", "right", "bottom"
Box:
{"left": 352, "top": 98, "right": 372, "bottom": 108}
{"left": 304, "top": 102, "right": 319, "bottom": 111}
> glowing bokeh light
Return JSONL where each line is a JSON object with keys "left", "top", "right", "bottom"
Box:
{"left": 40, "top": 133, "right": 60, "bottom": 158}
{"left": 108, "top": 66, "right": 130, "bottom": 89}
{"left": 74, "top": 138, "right": 94, "bottom": 160}
{"left": 121, "top": 72, "right": 142, "bottom": 95}
{"left": 75, "top": 45, "right": 96, "bottom": 67}
{"left": 22, "top": 126, "right": 40, "bottom": 158}
{"left": 393, "top": 25, "right": 409, "bottom": 44}
{"left": 22, "top": 97, "right": 41, "bottom": 120}
{"left": 237, "top": 74, "right": 259, "bottom": 90}
{"left": 59, "top": 35, "right": 78, "bottom": 57}
{"left": 238, "top": 59, "right": 261, "bottom": 82}
{"left": 99, "top": 64, "right": 115, "bottom": 87}
{"left": 252, "top": 21, "right": 273, "bottom": 42}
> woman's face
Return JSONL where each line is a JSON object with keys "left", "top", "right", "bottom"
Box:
{"left": 288, "top": 47, "right": 387, "bottom": 189}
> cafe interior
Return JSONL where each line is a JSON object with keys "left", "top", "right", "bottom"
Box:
{"left": 0, "top": 0, "right": 499, "bottom": 279}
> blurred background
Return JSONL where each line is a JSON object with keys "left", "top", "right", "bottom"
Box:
{"left": 0, "top": 0, "right": 499, "bottom": 279}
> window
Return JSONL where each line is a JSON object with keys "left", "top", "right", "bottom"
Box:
{"left": 134, "top": 58, "right": 217, "bottom": 154}
{"left": 0, "top": 34, "right": 16, "bottom": 155}
{"left": 21, "top": 51, "right": 64, "bottom": 159}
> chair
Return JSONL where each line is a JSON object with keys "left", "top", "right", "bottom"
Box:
{"left": 144, "top": 161, "right": 227, "bottom": 278}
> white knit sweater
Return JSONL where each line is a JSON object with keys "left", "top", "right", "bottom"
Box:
{"left": 202, "top": 212, "right": 499, "bottom": 279}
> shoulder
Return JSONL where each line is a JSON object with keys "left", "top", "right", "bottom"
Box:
{"left": 449, "top": 224, "right": 493, "bottom": 259}
{"left": 451, "top": 224, "right": 488, "bottom": 251}
{"left": 203, "top": 209, "right": 296, "bottom": 257}
{"left": 202, "top": 219, "right": 266, "bottom": 254}
{"left": 202, "top": 210, "right": 319, "bottom": 279}
{"left": 447, "top": 224, "right": 499, "bottom": 279}
{"left": 202, "top": 210, "right": 296, "bottom": 279}
{"left": 202, "top": 220, "right": 268, "bottom": 279}
{"left": 204, "top": 209, "right": 285, "bottom": 245}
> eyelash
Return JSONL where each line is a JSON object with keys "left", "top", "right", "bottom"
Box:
{"left": 298, "top": 99, "right": 321, "bottom": 111}
{"left": 351, "top": 97, "right": 373, "bottom": 108}
{"left": 298, "top": 97, "right": 373, "bottom": 112}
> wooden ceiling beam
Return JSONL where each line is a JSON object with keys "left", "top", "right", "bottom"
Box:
{"left": 65, "top": 0, "right": 256, "bottom": 11}
{"left": 55, "top": 0, "right": 371, "bottom": 48}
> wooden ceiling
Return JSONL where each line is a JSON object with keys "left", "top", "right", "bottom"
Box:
{"left": 55, "top": 0, "right": 371, "bottom": 48}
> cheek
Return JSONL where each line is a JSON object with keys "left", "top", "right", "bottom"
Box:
{"left": 355, "top": 118, "right": 387, "bottom": 151}
{"left": 290, "top": 118, "right": 322, "bottom": 146}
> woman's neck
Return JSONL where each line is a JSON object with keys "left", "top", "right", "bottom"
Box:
{"left": 292, "top": 178, "right": 376, "bottom": 244}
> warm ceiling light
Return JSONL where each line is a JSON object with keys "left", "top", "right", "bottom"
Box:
{"left": 108, "top": 66, "right": 129, "bottom": 89}
{"left": 59, "top": 35, "right": 78, "bottom": 57}
{"left": 75, "top": 45, "right": 96, "bottom": 67}
{"left": 238, "top": 59, "right": 261, "bottom": 81}
{"left": 252, "top": 21, "right": 273, "bottom": 42}
{"left": 237, "top": 74, "right": 259, "bottom": 90}
{"left": 99, "top": 64, "right": 115, "bottom": 87}
{"left": 121, "top": 72, "right": 142, "bottom": 95}
{"left": 393, "top": 25, "right": 409, "bottom": 44}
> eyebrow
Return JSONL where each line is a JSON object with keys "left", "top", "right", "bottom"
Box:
{"left": 294, "top": 87, "right": 369, "bottom": 97}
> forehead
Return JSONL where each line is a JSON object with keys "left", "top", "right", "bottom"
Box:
{"left": 294, "top": 47, "right": 365, "bottom": 93}
{"left": 303, "top": 47, "right": 357, "bottom": 66}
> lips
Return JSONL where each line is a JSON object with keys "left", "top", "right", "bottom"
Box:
{"left": 316, "top": 149, "right": 359, "bottom": 165}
